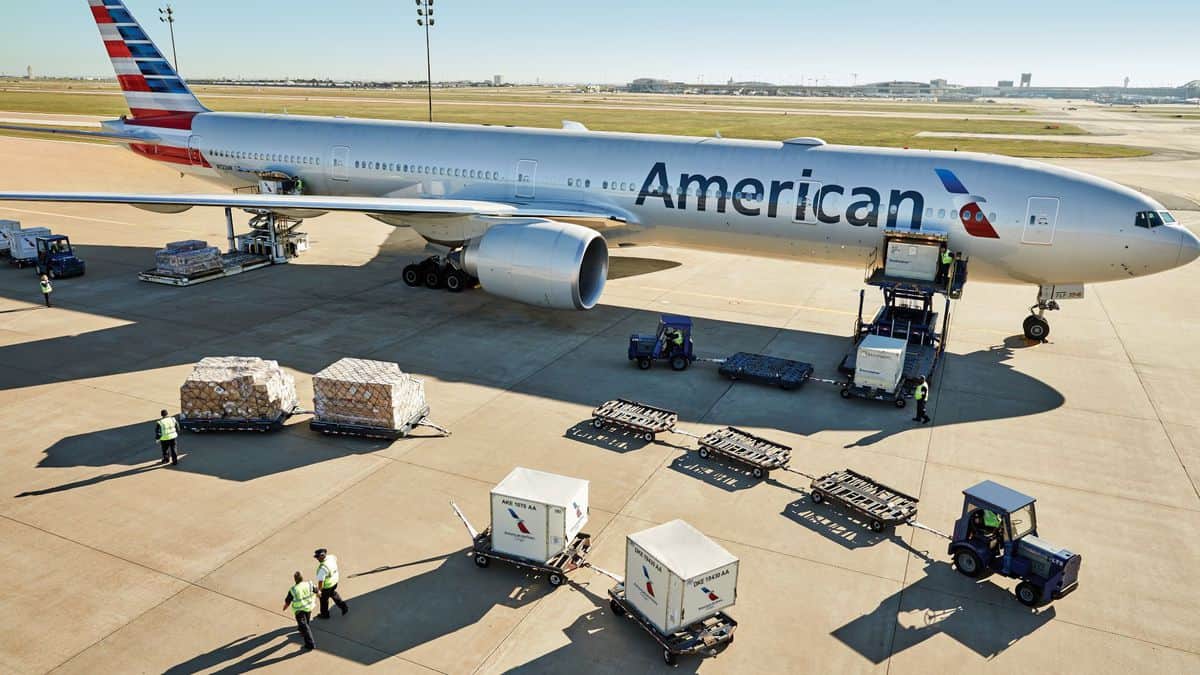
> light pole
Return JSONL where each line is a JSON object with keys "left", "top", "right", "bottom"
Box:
{"left": 416, "top": 0, "right": 435, "bottom": 122}
{"left": 158, "top": 4, "right": 179, "bottom": 73}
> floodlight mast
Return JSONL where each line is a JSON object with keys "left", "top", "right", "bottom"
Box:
{"left": 416, "top": 0, "right": 435, "bottom": 122}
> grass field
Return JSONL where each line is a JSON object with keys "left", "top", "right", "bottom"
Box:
{"left": 0, "top": 83, "right": 1150, "bottom": 158}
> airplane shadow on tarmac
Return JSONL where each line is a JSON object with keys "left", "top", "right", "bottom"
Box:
{"left": 1, "top": 235, "right": 1063, "bottom": 490}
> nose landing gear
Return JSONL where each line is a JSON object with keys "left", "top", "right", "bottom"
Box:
{"left": 1023, "top": 298, "right": 1059, "bottom": 341}
{"left": 402, "top": 255, "right": 478, "bottom": 294}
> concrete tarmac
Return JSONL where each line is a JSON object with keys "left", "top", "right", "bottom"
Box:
{"left": 0, "top": 133, "right": 1197, "bottom": 674}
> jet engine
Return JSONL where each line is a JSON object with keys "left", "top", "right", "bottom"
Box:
{"left": 458, "top": 219, "right": 608, "bottom": 310}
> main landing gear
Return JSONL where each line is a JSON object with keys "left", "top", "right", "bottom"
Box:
{"left": 1023, "top": 298, "right": 1059, "bottom": 341}
{"left": 402, "top": 256, "right": 478, "bottom": 293}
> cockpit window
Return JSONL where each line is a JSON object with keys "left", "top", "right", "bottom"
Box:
{"left": 1135, "top": 211, "right": 1165, "bottom": 228}
{"left": 1160, "top": 211, "right": 1176, "bottom": 224}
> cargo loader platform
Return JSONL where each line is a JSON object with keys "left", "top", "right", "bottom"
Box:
{"left": 808, "top": 468, "right": 919, "bottom": 533}
{"left": 591, "top": 398, "right": 678, "bottom": 442}
{"left": 309, "top": 406, "right": 449, "bottom": 440}
{"left": 716, "top": 352, "right": 814, "bottom": 391}
{"left": 450, "top": 502, "right": 591, "bottom": 588}
{"left": 178, "top": 406, "right": 301, "bottom": 433}
{"left": 607, "top": 583, "right": 737, "bottom": 666}
{"left": 696, "top": 426, "right": 791, "bottom": 479}
{"left": 138, "top": 252, "right": 271, "bottom": 287}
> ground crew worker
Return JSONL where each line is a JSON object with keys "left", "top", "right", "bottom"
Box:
{"left": 39, "top": 274, "right": 52, "bottom": 307}
{"left": 314, "top": 548, "right": 349, "bottom": 619}
{"left": 281, "top": 571, "right": 317, "bottom": 651}
{"left": 912, "top": 376, "right": 931, "bottom": 424}
{"left": 663, "top": 327, "right": 684, "bottom": 357}
{"left": 939, "top": 248, "right": 955, "bottom": 283}
{"left": 156, "top": 409, "right": 179, "bottom": 465}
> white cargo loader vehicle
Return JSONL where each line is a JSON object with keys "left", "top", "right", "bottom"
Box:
{"left": 841, "top": 334, "right": 911, "bottom": 407}
{"left": 9, "top": 226, "right": 51, "bottom": 267}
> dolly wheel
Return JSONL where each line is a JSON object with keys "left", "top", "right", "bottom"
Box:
{"left": 752, "top": 467, "right": 765, "bottom": 480}
{"left": 869, "top": 519, "right": 885, "bottom": 533}
{"left": 698, "top": 447, "right": 710, "bottom": 459}
{"left": 548, "top": 572, "right": 564, "bottom": 587}
{"left": 663, "top": 649, "right": 676, "bottom": 665}
{"left": 591, "top": 418, "right": 604, "bottom": 429}
{"left": 953, "top": 549, "right": 985, "bottom": 578}
{"left": 474, "top": 554, "right": 490, "bottom": 568}
{"left": 894, "top": 397, "right": 906, "bottom": 409}
{"left": 840, "top": 387, "right": 851, "bottom": 399}
{"left": 1015, "top": 581, "right": 1043, "bottom": 607}
{"left": 810, "top": 490, "right": 824, "bottom": 504}
{"left": 402, "top": 264, "right": 421, "bottom": 287}
{"left": 644, "top": 432, "right": 655, "bottom": 442}
{"left": 609, "top": 599, "right": 625, "bottom": 617}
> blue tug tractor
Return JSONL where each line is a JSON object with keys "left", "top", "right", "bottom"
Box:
{"left": 35, "top": 235, "right": 86, "bottom": 279}
{"left": 948, "top": 480, "right": 1081, "bottom": 607}
{"left": 628, "top": 314, "right": 695, "bottom": 371}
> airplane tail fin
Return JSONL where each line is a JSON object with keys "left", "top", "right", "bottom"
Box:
{"left": 87, "top": 0, "right": 209, "bottom": 129}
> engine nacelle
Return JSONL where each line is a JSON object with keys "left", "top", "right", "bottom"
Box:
{"left": 459, "top": 219, "right": 608, "bottom": 310}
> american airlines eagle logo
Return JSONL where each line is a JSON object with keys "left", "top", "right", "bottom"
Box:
{"left": 642, "top": 565, "right": 656, "bottom": 599}
{"left": 572, "top": 501, "right": 583, "bottom": 518}
{"left": 935, "top": 169, "right": 1000, "bottom": 239}
{"left": 701, "top": 586, "right": 719, "bottom": 602}
{"left": 507, "top": 508, "right": 530, "bottom": 535}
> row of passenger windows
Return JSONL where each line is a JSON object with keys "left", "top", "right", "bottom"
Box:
{"left": 354, "top": 160, "right": 501, "bottom": 181}
{"left": 210, "top": 149, "right": 320, "bottom": 165}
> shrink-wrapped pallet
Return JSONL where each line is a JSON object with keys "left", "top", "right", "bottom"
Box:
{"left": 155, "top": 240, "right": 222, "bottom": 276}
{"left": 313, "top": 358, "right": 427, "bottom": 429}
{"left": 180, "top": 357, "right": 298, "bottom": 420}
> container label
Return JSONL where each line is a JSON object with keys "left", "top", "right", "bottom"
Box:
{"left": 498, "top": 498, "right": 537, "bottom": 541}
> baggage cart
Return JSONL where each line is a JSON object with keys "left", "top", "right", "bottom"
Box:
{"left": 718, "top": 352, "right": 813, "bottom": 390}
{"left": 309, "top": 406, "right": 448, "bottom": 440}
{"left": 178, "top": 406, "right": 299, "bottom": 433}
{"left": 809, "top": 468, "right": 919, "bottom": 532}
{"left": 451, "top": 501, "right": 589, "bottom": 588}
{"left": 591, "top": 398, "right": 677, "bottom": 441}
{"left": 607, "top": 583, "right": 737, "bottom": 665}
{"left": 696, "top": 426, "right": 791, "bottom": 479}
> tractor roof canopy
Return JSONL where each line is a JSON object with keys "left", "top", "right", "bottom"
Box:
{"left": 963, "top": 480, "right": 1035, "bottom": 514}
{"left": 659, "top": 314, "right": 693, "bottom": 329}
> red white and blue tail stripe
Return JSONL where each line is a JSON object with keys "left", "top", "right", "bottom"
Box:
{"left": 88, "top": 0, "right": 208, "bottom": 129}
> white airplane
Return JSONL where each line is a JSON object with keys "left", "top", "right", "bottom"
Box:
{"left": 2, "top": 0, "right": 1197, "bottom": 340}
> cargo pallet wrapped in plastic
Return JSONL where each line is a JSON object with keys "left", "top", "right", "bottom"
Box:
{"left": 309, "top": 358, "right": 446, "bottom": 439}
{"left": 179, "top": 356, "right": 299, "bottom": 431}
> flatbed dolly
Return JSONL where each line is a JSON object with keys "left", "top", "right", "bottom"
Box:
{"left": 179, "top": 406, "right": 301, "bottom": 433}
{"left": 607, "top": 583, "right": 737, "bottom": 665}
{"left": 696, "top": 426, "right": 791, "bottom": 479}
{"left": 138, "top": 252, "right": 272, "bottom": 287}
{"left": 309, "top": 406, "right": 449, "bottom": 440}
{"left": 591, "top": 398, "right": 677, "bottom": 442}
{"left": 717, "top": 352, "right": 814, "bottom": 391}
{"left": 809, "top": 468, "right": 919, "bottom": 532}
{"left": 450, "top": 502, "right": 590, "bottom": 588}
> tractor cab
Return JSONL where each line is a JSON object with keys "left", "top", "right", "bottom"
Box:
{"left": 948, "top": 480, "right": 1081, "bottom": 606}
{"left": 628, "top": 314, "right": 695, "bottom": 371}
{"left": 35, "top": 235, "right": 86, "bottom": 279}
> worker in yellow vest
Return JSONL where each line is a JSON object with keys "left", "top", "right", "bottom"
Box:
{"left": 281, "top": 571, "right": 318, "bottom": 651}
{"left": 314, "top": 548, "right": 349, "bottom": 619}
{"left": 155, "top": 409, "right": 179, "bottom": 465}
{"left": 912, "top": 377, "right": 931, "bottom": 424}
{"left": 939, "top": 248, "right": 955, "bottom": 284}
{"left": 39, "top": 274, "right": 52, "bottom": 307}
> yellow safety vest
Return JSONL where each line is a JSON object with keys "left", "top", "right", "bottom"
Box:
{"left": 290, "top": 581, "right": 317, "bottom": 614}
{"left": 157, "top": 416, "right": 179, "bottom": 441}
{"left": 317, "top": 555, "right": 339, "bottom": 589}
{"left": 40, "top": 280, "right": 52, "bottom": 294}
{"left": 941, "top": 251, "right": 954, "bottom": 265}
{"left": 915, "top": 383, "right": 929, "bottom": 401}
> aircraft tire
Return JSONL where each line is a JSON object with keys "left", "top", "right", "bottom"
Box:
{"left": 1023, "top": 315, "right": 1050, "bottom": 341}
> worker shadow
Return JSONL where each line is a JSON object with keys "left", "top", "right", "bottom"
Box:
{"left": 502, "top": 578, "right": 704, "bottom": 674}
{"left": 667, "top": 452, "right": 761, "bottom": 492}
{"left": 310, "top": 548, "right": 553, "bottom": 665}
{"left": 562, "top": 421, "right": 654, "bottom": 453}
{"left": 831, "top": 565, "right": 1056, "bottom": 663}
{"left": 164, "top": 627, "right": 303, "bottom": 674}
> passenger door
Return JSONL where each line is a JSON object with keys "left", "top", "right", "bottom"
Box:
{"left": 330, "top": 146, "right": 351, "bottom": 182}
{"left": 1022, "top": 197, "right": 1060, "bottom": 245}
{"left": 187, "top": 135, "right": 204, "bottom": 165}
{"left": 514, "top": 159, "right": 537, "bottom": 199}
{"left": 789, "top": 180, "right": 823, "bottom": 225}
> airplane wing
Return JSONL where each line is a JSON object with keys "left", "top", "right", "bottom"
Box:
{"left": 0, "top": 191, "right": 631, "bottom": 224}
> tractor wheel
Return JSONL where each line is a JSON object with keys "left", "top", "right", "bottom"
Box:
{"left": 670, "top": 355, "right": 688, "bottom": 371}
{"left": 1015, "top": 581, "right": 1043, "bottom": 607}
{"left": 953, "top": 549, "right": 985, "bottom": 578}
{"left": 637, "top": 357, "right": 652, "bottom": 370}
{"left": 402, "top": 264, "right": 421, "bottom": 287}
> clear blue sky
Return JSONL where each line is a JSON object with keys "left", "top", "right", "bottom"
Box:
{"left": 1, "top": 0, "right": 1197, "bottom": 86}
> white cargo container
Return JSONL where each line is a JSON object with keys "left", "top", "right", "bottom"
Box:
{"left": 854, "top": 334, "right": 907, "bottom": 391}
{"left": 884, "top": 241, "right": 941, "bottom": 281}
{"left": 0, "top": 220, "right": 20, "bottom": 253}
{"left": 625, "top": 519, "right": 739, "bottom": 635}
{"left": 490, "top": 467, "right": 589, "bottom": 564}
{"left": 9, "top": 227, "right": 51, "bottom": 261}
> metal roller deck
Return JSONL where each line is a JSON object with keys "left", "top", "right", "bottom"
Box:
{"left": 809, "top": 468, "right": 919, "bottom": 532}
{"left": 718, "top": 352, "right": 814, "bottom": 390}
{"left": 696, "top": 426, "right": 791, "bottom": 479}
{"left": 591, "top": 398, "right": 677, "bottom": 441}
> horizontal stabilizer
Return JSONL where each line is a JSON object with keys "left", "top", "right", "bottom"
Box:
{"left": 0, "top": 123, "right": 162, "bottom": 144}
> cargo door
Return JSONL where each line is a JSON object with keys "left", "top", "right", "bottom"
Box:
{"left": 330, "top": 146, "right": 351, "bottom": 182}
{"left": 682, "top": 561, "right": 739, "bottom": 627}
{"left": 1022, "top": 197, "right": 1059, "bottom": 245}
{"left": 546, "top": 505, "right": 565, "bottom": 562}
{"left": 666, "top": 571, "right": 685, "bottom": 632}
{"left": 625, "top": 541, "right": 670, "bottom": 633}
{"left": 187, "top": 135, "right": 204, "bottom": 165}
{"left": 789, "top": 181, "right": 823, "bottom": 225}
{"left": 564, "top": 481, "right": 588, "bottom": 542}
{"left": 514, "top": 159, "right": 537, "bottom": 199}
